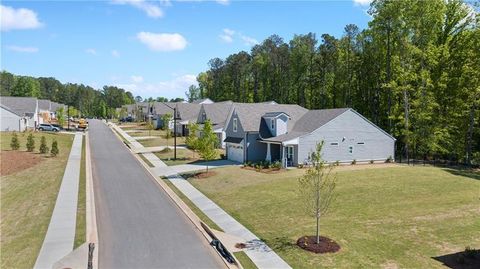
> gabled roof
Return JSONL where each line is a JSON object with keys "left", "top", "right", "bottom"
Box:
{"left": 50, "top": 102, "right": 65, "bottom": 112}
{"left": 38, "top": 99, "right": 51, "bottom": 111}
{"left": 175, "top": 103, "right": 201, "bottom": 123}
{"left": 260, "top": 108, "right": 349, "bottom": 142}
{"left": 153, "top": 102, "right": 176, "bottom": 115}
{"left": 200, "top": 101, "right": 234, "bottom": 127}
{"left": 263, "top": 112, "right": 290, "bottom": 118}
{"left": 0, "top": 104, "right": 22, "bottom": 117}
{"left": 192, "top": 98, "right": 214, "bottom": 104}
{"left": 230, "top": 103, "right": 308, "bottom": 132}
{"left": 0, "top": 96, "right": 37, "bottom": 117}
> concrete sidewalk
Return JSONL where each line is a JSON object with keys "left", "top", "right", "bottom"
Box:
{"left": 34, "top": 133, "right": 84, "bottom": 269}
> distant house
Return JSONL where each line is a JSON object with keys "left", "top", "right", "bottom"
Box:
{"left": 223, "top": 103, "right": 395, "bottom": 166}
{"left": 173, "top": 103, "right": 201, "bottom": 136}
{"left": 151, "top": 102, "right": 177, "bottom": 129}
{"left": 0, "top": 96, "right": 39, "bottom": 130}
{"left": 192, "top": 98, "right": 214, "bottom": 104}
{"left": 197, "top": 101, "right": 233, "bottom": 148}
{"left": 0, "top": 104, "right": 28, "bottom": 132}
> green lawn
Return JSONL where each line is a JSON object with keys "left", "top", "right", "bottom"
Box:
{"left": 155, "top": 148, "right": 225, "bottom": 166}
{"left": 1, "top": 132, "right": 74, "bottom": 269}
{"left": 138, "top": 133, "right": 187, "bottom": 148}
{"left": 187, "top": 165, "right": 480, "bottom": 268}
{"left": 74, "top": 135, "right": 86, "bottom": 248}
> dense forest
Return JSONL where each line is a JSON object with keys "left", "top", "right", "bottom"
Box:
{"left": 0, "top": 71, "right": 135, "bottom": 118}
{"left": 188, "top": 0, "right": 480, "bottom": 164}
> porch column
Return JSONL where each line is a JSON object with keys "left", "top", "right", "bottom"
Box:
{"left": 280, "top": 145, "right": 285, "bottom": 168}
{"left": 266, "top": 143, "right": 271, "bottom": 162}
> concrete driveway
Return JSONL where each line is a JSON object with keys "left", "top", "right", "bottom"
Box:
{"left": 89, "top": 120, "right": 224, "bottom": 269}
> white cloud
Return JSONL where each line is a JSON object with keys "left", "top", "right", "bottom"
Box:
{"left": 216, "top": 0, "right": 230, "bottom": 5}
{"left": 353, "top": 0, "right": 372, "bottom": 6}
{"left": 85, "top": 48, "right": 97, "bottom": 55}
{"left": 240, "top": 34, "right": 258, "bottom": 46}
{"left": 1, "top": 5, "right": 43, "bottom": 31}
{"left": 137, "top": 31, "right": 187, "bottom": 52}
{"left": 111, "top": 49, "right": 120, "bottom": 57}
{"left": 116, "top": 74, "right": 197, "bottom": 99}
{"left": 111, "top": 0, "right": 163, "bottom": 18}
{"left": 219, "top": 28, "right": 234, "bottom": 43}
{"left": 131, "top": 75, "right": 144, "bottom": 83}
{"left": 6, "top": 45, "right": 39, "bottom": 53}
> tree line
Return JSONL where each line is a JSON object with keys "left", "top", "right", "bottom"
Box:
{"left": 189, "top": 0, "right": 480, "bottom": 164}
{"left": 0, "top": 71, "right": 135, "bottom": 118}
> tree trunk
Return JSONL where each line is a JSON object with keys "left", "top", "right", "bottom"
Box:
{"left": 466, "top": 103, "right": 476, "bottom": 165}
{"left": 403, "top": 88, "right": 410, "bottom": 162}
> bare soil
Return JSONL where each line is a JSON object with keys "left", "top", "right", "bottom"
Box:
{"left": 296, "top": 235, "right": 341, "bottom": 254}
{"left": 0, "top": 151, "right": 45, "bottom": 176}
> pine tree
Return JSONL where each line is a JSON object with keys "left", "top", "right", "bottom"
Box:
{"left": 10, "top": 132, "right": 20, "bottom": 150}
{"left": 26, "top": 133, "right": 35, "bottom": 152}
{"left": 39, "top": 136, "right": 49, "bottom": 154}
{"left": 50, "top": 140, "right": 59, "bottom": 157}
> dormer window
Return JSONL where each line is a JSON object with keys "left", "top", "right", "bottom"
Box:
{"left": 271, "top": 119, "right": 275, "bottom": 130}
{"left": 233, "top": 118, "right": 237, "bottom": 132}
{"left": 202, "top": 112, "right": 206, "bottom": 122}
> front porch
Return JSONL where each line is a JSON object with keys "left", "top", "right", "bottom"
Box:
{"left": 264, "top": 142, "right": 298, "bottom": 168}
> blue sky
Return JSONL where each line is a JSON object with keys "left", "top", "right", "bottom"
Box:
{"left": 1, "top": 0, "right": 372, "bottom": 99}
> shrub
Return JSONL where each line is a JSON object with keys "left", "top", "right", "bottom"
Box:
{"left": 10, "top": 132, "right": 20, "bottom": 150}
{"left": 39, "top": 136, "right": 49, "bottom": 154}
{"left": 298, "top": 164, "right": 304, "bottom": 168}
{"left": 386, "top": 155, "right": 393, "bottom": 163}
{"left": 160, "top": 147, "right": 172, "bottom": 153}
{"left": 51, "top": 140, "right": 59, "bottom": 156}
{"left": 272, "top": 161, "right": 282, "bottom": 169}
{"left": 220, "top": 153, "right": 226, "bottom": 159}
{"left": 351, "top": 159, "right": 356, "bottom": 165}
{"left": 26, "top": 133, "right": 35, "bottom": 152}
{"left": 334, "top": 160, "right": 340, "bottom": 166}
{"left": 370, "top": 160, "right": 374, "bottom": 164}
{"left": 464, "top": 246, "right": 478, "bottom": 258}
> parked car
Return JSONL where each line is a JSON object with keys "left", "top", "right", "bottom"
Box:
{"left": 51, "top": 124, "right": 64, "bottom": 130}
{"left": 120, "top": 116, "right": 133, "bottom": 122}
{"left": 38, "top": 123, "right": 60, "bottom": 132}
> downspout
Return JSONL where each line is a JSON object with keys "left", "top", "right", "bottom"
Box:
{"left": 244, "top": 131, "right": 248, "bottom": 163}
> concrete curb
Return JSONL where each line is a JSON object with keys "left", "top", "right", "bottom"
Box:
{"left": 108, "top": 122, "right": 241, "bottom": 269}
{"left": 85, "top": 132, "right": 99, "bottom": 269}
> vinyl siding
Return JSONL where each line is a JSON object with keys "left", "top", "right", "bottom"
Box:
{"left": 297, "top": 110, "right": 395, "bottom": 164}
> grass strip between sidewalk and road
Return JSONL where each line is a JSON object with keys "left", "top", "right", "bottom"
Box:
{"left": 74, "top": 135, "right": 86, "bottom": 248}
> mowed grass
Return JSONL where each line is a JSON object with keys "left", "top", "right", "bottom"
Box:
{"left": 138, "top": 132, "right": 186, "bottom": 148}
{"left": 188, "top": 165, "right": 480, "bottom": 268}
{"left": 1, "top": 132, "right": 74, "bottom": 269}
{"left": 74, "top": 135, "right": 86, "bottom": 248}
{"left": 155, "top": 148, "right": 225, "bottom": 166}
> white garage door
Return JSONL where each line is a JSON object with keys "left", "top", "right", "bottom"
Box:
{"left": 227, "top": 143, "right": 244, "bottom": 163}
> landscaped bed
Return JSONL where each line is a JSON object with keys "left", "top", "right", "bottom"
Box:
{"left": 154, "top": 147, "right": 225, "bottom": 166}
{"left": 1, "top": 132, "right": 74, "bottom": 268}
{"left": 186, "top": 165, "right": 480, "bottom": 268}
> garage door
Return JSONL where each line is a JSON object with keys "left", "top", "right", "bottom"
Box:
{"left": 227, "top": 143, "right": 243, "bottom": 163}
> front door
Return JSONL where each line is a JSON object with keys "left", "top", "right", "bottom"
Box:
{"left": 286, "top": 146, "right": 294, "bottom": 166}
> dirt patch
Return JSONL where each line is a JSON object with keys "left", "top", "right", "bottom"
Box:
{"left": 0, "top": 151, "right": 45, "bottom": 176}
{"left": 296, "top": 235, "right": 340, "bottom": 254}
{"left": 184, "top": 171, "right": 218, "bottom": 179}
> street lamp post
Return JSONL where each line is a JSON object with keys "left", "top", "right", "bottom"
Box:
{"left": 162, "top": 103, "right": 177, "bottom": 160}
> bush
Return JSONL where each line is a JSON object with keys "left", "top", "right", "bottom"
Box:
{"left": 351, "top": 159, "right": 356, "bottom": 165}
{"left": 51, "top": 140, "right": 59, "bottom": 157}
{"left": 334, "top": 160, "right": 340, "bottom": 166}
{"left": 464, "top": 246, "right": 478, "bottom": 259}
{"left": 39, "top": 136, "right": 49, "bottom": 154}
{"left": 370, "top": 160, "right": 374, "bottom": 164}
{"left": 10, "top": 132, "right": 20, "bottom": 150}
{"left": 386, "top": 155, "right": 393, "bottom": 163}
{"left": 272, "top": 161, "right": 282, "bottom": 169}
{"left": 26, "top": 133, "right": 35, "bottom": 152}
{"left": 160, "top": 147, "right": 172, "bottom": 153}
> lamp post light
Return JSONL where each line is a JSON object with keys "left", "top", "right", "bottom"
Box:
{"left": 162, "top": 103, "right": 177, "bottom": 160}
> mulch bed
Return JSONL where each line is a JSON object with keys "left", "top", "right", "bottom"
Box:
{"left": 0, "top": 151, "right": 45, "bottom": 176}
{"left": 296, "top": 235, "right": 341, "bottom": 254}
{"left": 242, "top": 166, "right": 284, "bottom": 174}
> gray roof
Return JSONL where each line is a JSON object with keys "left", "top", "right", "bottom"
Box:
{"left": 231, "top": 103, "right": 308, "bottom": 132}
{"left": 38, "top": 99, "right": 51, "bottom": 111}
{"left": 261, "top": 108, "right": 350, "bottom": 142}
{"left": 0, "top": 96, "right": 37, "bottom": 117}
{"left": 153, "top": 102, "right": 176, "bottom": 116}
{"left": 192, "top": 98, "right": 214, "bottom": 104}
{"left": 175, "top": 103, "right": 201, "bottom": 123}
{"left": 263, "top": 112, "right": 289, "bottom": 118}
{"left": 200, "top": 101, "right": 234, "bottom": 128}
{"left": 50, "top": 102, "right": 65, "bottom": 112}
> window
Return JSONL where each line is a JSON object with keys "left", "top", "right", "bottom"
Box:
{"left": 233, "top": 118, "right": 237, "bottom": 132}
{"left": 330, "top": 142, "right": 339, "bottom": 146}
{"left": 348, "top": 145, "right": 354, "bottom": 154}
{"left": 271, "top": 119, "right": 275, "bottom": 130}
{"left": 202, "top": 112, "right": 206, "bottom": 122}
{"left": 357, "top": 142, "right": 365, "bottom": 145}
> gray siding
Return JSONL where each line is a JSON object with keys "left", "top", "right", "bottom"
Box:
{"left": 224, "top": 109, "right": 245, "bottom": 139}
{"left": 246, "top": 132, "right": 267, "bottom": 162}
{"left": 297, "top": 110, "right": 395, "bottom": 164}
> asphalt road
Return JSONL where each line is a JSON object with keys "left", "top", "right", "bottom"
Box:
{"left": 89, "top": 120, "right": 223, "bottom": 269}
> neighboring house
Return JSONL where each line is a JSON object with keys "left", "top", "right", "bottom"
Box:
{"left": 192, "top": 98, "right": 214, "bottom": 104}
{"left": 0, "top": 96, "right": 39, "bottom": 130}
{"left": 224, "top": 104, "right": 395, "bottom": 166}
{"left": 151, "top": 102, "right": 176, "bottom": 129}
{"left": 173, "top": 103, "right": 201, "bottom": 136}
{"left": 196, "top": 101, "right": 234, "bottom": 148}
{"left": 0, "top": 104, "right": 28, "bottom": 131}
{"left": 38, "top": 99, "right": 52, "bottom": 124}
{"left": 50, "top": 102, "right": 66, "bottom": 119}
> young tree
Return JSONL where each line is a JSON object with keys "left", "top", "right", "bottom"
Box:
{"left": 161, "top": 113, "right": 172, "bottom": 131}
{"left": 26, "top": 133, "right": 35, "bottom": 152}
{"left": 56, "top": 107, "right": 65, "bottom": 127}
{"left": 39, "top": 136, "right": 49, "bottom": 154}
{"left": 298, "top": 141, "right": 337, "bottom": 244}
{"left": 10, "top": 132, "right": 20, "bottom": 150}
{"left": 51, "top": 140, "right": 59, "bottom": 157}
{"left": 186, "top": 123, "right": 200, "bottom": 158}
{"left": 197, "top": 120, "right": 218, "bottom": 173}
{"left": 147, "top": 119, "right": 154, "bottom": 137}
